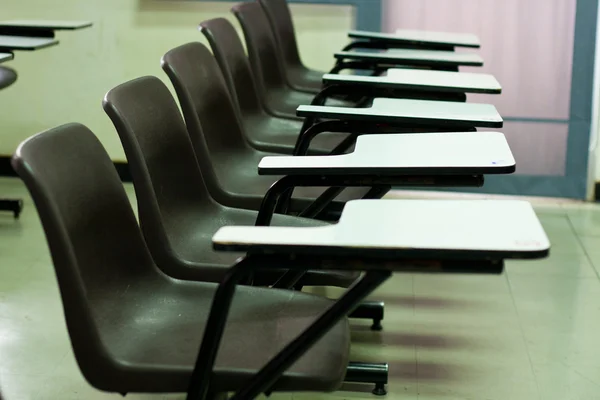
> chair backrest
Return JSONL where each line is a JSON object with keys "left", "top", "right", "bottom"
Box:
{"left": 162, "top": 42, "right": 248, "bottom": 154}
{"left": 199, "top": 18, "right": 265, "bottom": 119}
{"left": 103, "top": 76, "right": 221, "bottom": 279}
{"left": 231, "top": 2, "right": 288, "bottom": 94}
{"left": 259, "top": 0, "right": 303, "bottom": 70}
{"left": 11, "top": 123, "right": 160, "bottom": 389}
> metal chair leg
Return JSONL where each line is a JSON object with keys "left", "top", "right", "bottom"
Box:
{"left": 345, "top": 361, "right": 388, "bottom": 396}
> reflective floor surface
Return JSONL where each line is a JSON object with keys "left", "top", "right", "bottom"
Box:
{"left": 1, "top": 178, "right": 600, "bottom": 399}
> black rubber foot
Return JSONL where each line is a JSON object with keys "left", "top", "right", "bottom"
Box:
{"left": 372, "top": 383, "right": 387, "bottom": 396}
{"left": 14, "top": 199, "right": 23, "bottom": 219}
{"left": 371, "top": 319, "right": 383, "bottom": 331}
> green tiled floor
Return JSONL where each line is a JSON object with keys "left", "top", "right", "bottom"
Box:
{"left": 2, "top": 177, "right": 600, "bottom": 399}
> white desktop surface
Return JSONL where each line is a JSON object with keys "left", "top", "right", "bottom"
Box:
{"left": 0, "top": 53, "right": 13, "bottom": 63}
{"left": 324, "top": 69, "right": 501, "bottom": 93}
{"left": 336, "top": 49, "right": 483, "bottom": 65}
{"left": 213, "top": 199, "right": 550, "bottom": 257}
{"left": 347, "top": 29, "right": 480, "bottom": 48}
{"left": 298, "top": 98, "right": 503, "bottom": 127}
{"left": 0, "top": 35, "right": 58, "bottom": 50}
{"left": 396, "top": 29, "right": 480, "bottom": 47}
{"left": 258, "top": 132, "right": 514, "bottom": 175}
{"left": 0, "top": 20, "right": 93, "bottom": 30}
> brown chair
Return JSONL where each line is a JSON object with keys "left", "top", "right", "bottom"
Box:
{"left": 102, "top": 75, "right": 358, "bottom": 288}
{"left": 199, "top": 17, "right": 350, "bottom": 155}
{"left": 231, "top": 2, "right": 353, "bottom": 118}
{"left": 11, "top": 123, "right": 351, "bottom": 398}
{"left": 160, "top": 42, "right": 371, "bottom": 215}
{"left": 258, "top": 0, "right": 325, "bottom": 94}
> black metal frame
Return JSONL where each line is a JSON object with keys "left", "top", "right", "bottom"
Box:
{"left": 186, "top": 254, "right": 392, "bottom": 400}
{"left": 330, "top": 58, "right": 460, "bottom": 74}
{"left": 186, "top": 253, "right": 504, "bottom": 400}
{"left": 0, "top": 26, "right": 56, "bottom": 38}
{"left": 0, "top": 198, "right": 23, "bottom": 218}
{"left": 342, "top": 39, "right": 455, "bottom": 52}
{"left": 255, "top": 174, "right": 483, "bottom": 227}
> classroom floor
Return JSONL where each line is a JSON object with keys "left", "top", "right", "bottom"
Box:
{"left": 2, "top": 177, "right": 600, "bottom": 400}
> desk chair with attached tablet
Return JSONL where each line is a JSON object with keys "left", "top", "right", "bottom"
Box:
{"left": 200, "top": 198, "right": 551, "bottom": 399}
{"left": 258, "top": 0, "right": 483, "bottom": 93}
{"left": 102, "top": 73, "right": 520, "bottom": 396}
{"left": 103, "top": 77, "right": 396, "bottom": 390}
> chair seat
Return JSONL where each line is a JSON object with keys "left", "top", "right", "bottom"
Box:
{"left": 266, "top": 87, "right": 354, "bottom": 117}
{"left": 286, "top": 65, "right": 326, "bottom": 94}
{"left": 244, "top": 111, "right": 353, "bottom": 155}
{"left": 162, "top": 204, "right": 360, "bottom": 287}
{"left": 87, "top": 278, "right": 350, "bottom": 394}
{"left": 210, "top": 148, "right": 371, "bottom": 212}
{"left": 0, "top": 66, "right": 17, "bottom": 90}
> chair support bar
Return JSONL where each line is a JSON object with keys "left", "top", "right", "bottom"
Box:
{"left": 295, "top": 119, "right": 476, "bottom": 157}
{"left": 255, "top": 174, "right": 484, "bottom": 227}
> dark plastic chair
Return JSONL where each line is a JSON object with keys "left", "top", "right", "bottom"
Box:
{"left": 258, "top": 0, "right": 325, "bottom": 94}
{"left": 231, "top": 2, "right": 353, "bottom": 118}
{"left": 0, "top": 65, "right": 23, "bottom": 218}
{"left": 103, "top": 75, "right": 358, "bottom": 287}
{"left": 200, "top": 18, "right": 351, "bottom": 155}
{"left": 161, "top": 42, "right": 370, "bottom": 214}
{"left": 11, "top": 123, "right": 350, "bottom": 398}
{"left": 0, "top": 66, "right": 16, "bottom": 89}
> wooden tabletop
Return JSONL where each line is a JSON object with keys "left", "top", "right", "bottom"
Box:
{"left": 258, "top": 131, "right": 514, "bottom": 175}
{"left": 213, "top": 199, "right": 550, "bottom": 262}
{"left": 348, "top": 29, "right": 480, "bottom": 48}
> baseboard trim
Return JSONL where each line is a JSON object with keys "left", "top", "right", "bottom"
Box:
{"left": 0, "top": 156, "right": 133, "bottom": 182}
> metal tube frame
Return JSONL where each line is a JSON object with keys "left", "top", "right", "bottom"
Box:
{"left": 342, "top": 40, "right": 455, "bottom": 52}
{"left": 255, "top": 174, "right": 484, "bottom": 227}
{"left": 187, "top": 254, "right": 504, "bottom": 400}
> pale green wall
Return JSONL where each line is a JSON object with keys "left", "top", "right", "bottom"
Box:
{"left": 0, "top": 0, "right": 353, "bottom": 160}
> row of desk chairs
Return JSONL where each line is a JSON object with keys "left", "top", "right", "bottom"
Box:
{"left": 9, "top": 1, "right": 550, "bottom": 399}
{"left": 0, "top": 20, "right": 91, "bottom": 218}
